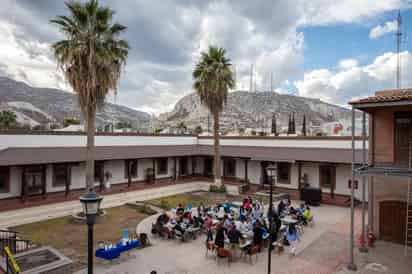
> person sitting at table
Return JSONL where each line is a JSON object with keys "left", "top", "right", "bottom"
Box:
{"left": 286, "top": 198, "right": 291, "bottom": 207}
{"left": 215, "top": 223, "right": 226, "bottom": 248}
{"left": 243, "top": 198, "right": 251, "bottom": 210}
{"left": 253, "top": 220, "right": 263, "bottom": 251}
{"left": 289, "top": 206, "right": 298, "bottom": 217}
{"left": 176, "top": 204, "right": 185, "bottom": 216}
{"left": 239, "top": 206, "right": 247, "bottom": 221}
{"left": 302, "top": 206, "right": 311, "bottom": 225}
{"left": 223, "top": 215, "right": 232, "bottom": 231}
{"left": 277, "top": 200, "right": 286, "bottom": 216}
{"left": 227, "top": 222, "right": 241, "bottom": 245}
{"left": 173, "top": 220, "right": 186, "bottom": 235}
{"left": 223, "top": 200, "right": 231, "bottom": 214}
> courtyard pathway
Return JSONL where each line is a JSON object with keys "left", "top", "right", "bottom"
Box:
{"left": 0, "top": 182, "right": 211, "bottom": 228}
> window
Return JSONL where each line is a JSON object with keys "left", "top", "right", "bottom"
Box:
{"left": 224, "top": 158, "right": 236, "bottom": 177}
{"left": 156, "top": 158, "right": 168, "bottom": 175}
{"left": 180, "top": 158, "right": 188, "bottom": 175}
{"left": 395, "top": 112, "right": 412, "bottom": 166}
{"left": 125, "top": 160, "right": 138, "bottom": 178}
{"left": 277, "top": 163, "right": 291, "bottom": 184}
{"left": 204, "top": 158, "right": 213, "bottom": 176}
{"left": 53, "top": 164, "right": 70, "bottom": 187}
{"left": 94, "top": 161, "right": 104, "bottom": 182}
{"left": 0, "top": 167, "right": 10, "bottom": 193}
{"left": 319, "top": 165, "right": 336, "bottom": 189}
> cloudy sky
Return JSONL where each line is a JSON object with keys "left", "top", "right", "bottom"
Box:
{"left": 1, "top": 0, "right": 412, "bottom": 114}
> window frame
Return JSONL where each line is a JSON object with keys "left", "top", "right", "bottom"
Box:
{"left": 277, "top": 162, "right": 291, "bottom": 184}
{"left": 0, "top": 166, "right": 10, "bottom": 193}
{"left": 94, "top": 161, "right": 104, "bottom": 182}
{"left": 125, "top": 159, "right": 138, "bottom": 179}
{"left": 319, "top": 165, "right": 336, "bottom": 189}
{"left": 53, "top": 164, "right": 71, "bottom": 187}
{"left": 156, "top": 158, "right": 168, "bottom": 175}
{"left": 224, "top": 158, "right": 237, "bottom": 177}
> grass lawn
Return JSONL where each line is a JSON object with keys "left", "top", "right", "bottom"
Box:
{"left": 11, "top": 205, "right": 151, "bottom": 272}
{"left": 147, "top": 191, "right": 246, "bottom": 210}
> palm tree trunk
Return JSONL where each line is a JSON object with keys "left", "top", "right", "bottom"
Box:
{"left": 85, "top": 109, "right": 96, "bottom": 191}
{"left": 213, "top": 111, "right": 222, "bottom": 185}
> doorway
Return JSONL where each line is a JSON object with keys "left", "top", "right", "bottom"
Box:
{"left": 379, "top": 200, "right": 406, "bottom": 244}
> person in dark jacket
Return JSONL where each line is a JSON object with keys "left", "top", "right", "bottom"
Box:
{"left": 253, "top": 221, "right": 263, "bottom": 250}
{"left": 214, "top": 223, "right": 225, "bottom": 248}
{"left": 227, "top": 222, "right": 241, "bottom": 244}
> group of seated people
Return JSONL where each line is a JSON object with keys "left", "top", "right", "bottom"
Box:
{"left": 151, "top": 204, "right": 203, "bottom": 239}
{"left": 278, "top": 199, "right": 312, "bottom": 225}
{"left": 152, "top": 197, "right": 313, "bottom": 257}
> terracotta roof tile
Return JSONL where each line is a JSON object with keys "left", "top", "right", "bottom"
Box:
{"left": 350, "top": 89, "right": 412, "bottom": 105}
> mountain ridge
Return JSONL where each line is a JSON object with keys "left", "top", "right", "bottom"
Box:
{"left": 0, "top": 77, "right": 150, "bottom": 129}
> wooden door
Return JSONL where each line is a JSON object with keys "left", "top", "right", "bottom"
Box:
{"left": 379, "top": 200, "right": 406, "bottom": 244}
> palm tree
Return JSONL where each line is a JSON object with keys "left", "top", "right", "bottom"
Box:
{"left": 193, "top": 46, "right": 234, "bottom": 185}
{"left": 51, "top": 0, "right": 129, "bottom": 190}
{"left": 0, "top": 110, "right": 18, "bottom": 129}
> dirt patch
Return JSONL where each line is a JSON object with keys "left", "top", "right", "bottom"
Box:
{"left": 11, "top": 205, "right": 150, "bottom": 273}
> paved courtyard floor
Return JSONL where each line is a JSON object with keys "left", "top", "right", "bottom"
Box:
{"left": 74, "top": 203, "right": 412, "bottom": 274}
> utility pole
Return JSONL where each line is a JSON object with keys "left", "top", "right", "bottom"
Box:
{"left": 249, "top": 64, "right": 253, "bottom": 93}
{"left": 396, "top": 10, "right": 402, "bottom": 89}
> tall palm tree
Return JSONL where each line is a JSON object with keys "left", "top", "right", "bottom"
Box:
{"left": 193, "top": 46, "right": 234, "bottom": 185}
{"left": 51, "top": 0, "right": 129, "bottom": 191}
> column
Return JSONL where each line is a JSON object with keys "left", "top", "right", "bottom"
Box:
{"left": 41, "top": 164, "right": 46, "bottom": 197}
{"left": 244, "top": 159, "right": 249, "bottom": 183}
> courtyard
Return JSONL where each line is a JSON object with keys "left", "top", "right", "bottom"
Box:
{"left": 2, "top": 186, "right": 412, "bottom": 274}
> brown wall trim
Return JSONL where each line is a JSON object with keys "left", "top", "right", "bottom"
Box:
{"left": 198, "top": 135, "right": 368, "bottom": 140}
{"left": 0, "top": 130, "right": 197, "bottom": 137}
{"left": 0, "top": 130, "right": 369, "bottom": 140}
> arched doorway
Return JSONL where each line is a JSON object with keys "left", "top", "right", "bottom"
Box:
{"left": 379, "top": 200, "right": 406, "bottom": 244}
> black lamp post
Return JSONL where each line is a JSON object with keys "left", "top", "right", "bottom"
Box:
{"left": 266, "top": 164, "right": 277, "bottom": 274}
{"left": 80, "top": 190, "right": 103, "bottom": 274}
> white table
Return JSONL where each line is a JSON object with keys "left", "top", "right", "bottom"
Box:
{"left": 281, "top": 216, "right": 298, "bottom": 225}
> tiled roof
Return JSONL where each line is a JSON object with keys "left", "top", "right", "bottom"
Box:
{"left": 0, "top": 144, "right": 366, "bottom": 165}
{"left": 350, "top": 89, "right": 412, "bottom": 105}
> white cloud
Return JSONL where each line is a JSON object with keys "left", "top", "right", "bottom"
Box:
{"left": 295, "top": 51, "right": 412, "bottom": 105}
{"left": 369, "top": 19, "right": 398, "bottom": 39}
{"left": 0, "top": 0, "right": 411, "bottom": 113}
{"left": 339, "top": 58, "right": 359, "bottom": 69}
{"left": 0, "top": 20, "right": 69, "bottom": 91}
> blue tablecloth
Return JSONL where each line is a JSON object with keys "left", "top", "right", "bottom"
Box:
{"left": 95, "top": 240, "right": 140, "bottom": 260}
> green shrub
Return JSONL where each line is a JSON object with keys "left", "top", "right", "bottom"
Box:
{"left": 159, "top": 199, "right": 171, "bottom": 210}
{"left": 209, "top": 184, "right": 227, "bottom": 193}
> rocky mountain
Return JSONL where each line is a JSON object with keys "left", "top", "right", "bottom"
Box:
{"left": 156, "top": 91, "right": 354, "bottom": 134}
{"left": 0, "top": 77, "right": 150, "bottom": 130}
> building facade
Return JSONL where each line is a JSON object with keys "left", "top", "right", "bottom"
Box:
{"left": 351, "top": 89, "right": 412, "bottom": 247}
{"left": 0, "top": 131, "right": 367, "bottom": 207}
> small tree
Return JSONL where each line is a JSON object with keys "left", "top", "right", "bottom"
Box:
{"left": 176, "top": 121, "right": 187, "bottom": 134}
{"left": 271, "top": 113, "right": 277, "bottom": 136}
{"left": 63, "top": 117, "right": 80, "bottom": 128}
{"left": 291, "top": 112, "right": 296, "bottom": 134}
{"left": 287, "top": 113, "right": 292, "bottom": 135}
{"left": 301, "top": 114, "right": 307, "bottom": 136}
{"left": 194, "top": 125, "right": 203, "bottom": 135}
{"left": 0, "top": 110, "right": 18, "bottom": 129}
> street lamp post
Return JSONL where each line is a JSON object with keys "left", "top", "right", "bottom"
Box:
{"left": 80, "top": 190, "right": 103, "bottom": 274}
{"left": 266, "top": 164, "right": 277, "bottom": 274}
